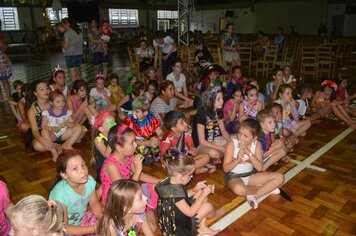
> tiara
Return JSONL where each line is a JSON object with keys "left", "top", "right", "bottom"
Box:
{"left": 52, "top": 64, "right": 63, "bottom": 76}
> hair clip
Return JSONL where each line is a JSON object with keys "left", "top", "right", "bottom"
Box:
{"left": 47, "top": 200, "right": 56, "bottom": 208}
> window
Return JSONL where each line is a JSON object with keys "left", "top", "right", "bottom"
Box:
{"left": 109, "top": 9, "right": 139, "bottom": 28}
{"left": 0, "top": 7, "right": 20, "bottom": 31}
{"left": 46, "top": 8, "right": 68, "bottom": 25}
{"left": 157, "top": 10, "right": 178, "bottom": 19}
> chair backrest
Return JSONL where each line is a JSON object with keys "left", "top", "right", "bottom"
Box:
{"left": 301, "top": 46, "right": 317, "bottom": 63}
{"left": 318, "top": 46, "right": 333, "bottom": 62}
{"left": 239, "top": 42, "right": 252, "bottom": 64}
{"left": 262, "top": 44, "right": 278, "bottom": 63}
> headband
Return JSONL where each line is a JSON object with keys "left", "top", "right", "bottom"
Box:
{"left": 93, "top": 111, "right": 111, "bottom": 129}
{"left": 321, "top": 80, "right": 338, "bottom": 91}
{"left": 52, "top": 64, "right": 64, "bottom": 77}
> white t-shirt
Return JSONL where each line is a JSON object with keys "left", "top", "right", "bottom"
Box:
{"left": 89, "top": 87, "right": 111, "bottom": 111}
{"left": 153, "top": 36, "right": 175, "bottom": 54}
{"left": 166, "top": 72, "right": 186, "bottom": 93}
{"left": 282, "top": 75, "right": 296, "bottom": 85}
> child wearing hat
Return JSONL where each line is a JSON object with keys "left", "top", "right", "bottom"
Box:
{"left": 126, "top": 72, "right": 137, "bottom": 95}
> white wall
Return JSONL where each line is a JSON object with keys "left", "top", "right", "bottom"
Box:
{"left": 255, "top": 1, "right": 324, "bottom": 35}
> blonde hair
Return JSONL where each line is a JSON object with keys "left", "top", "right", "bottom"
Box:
{"left": 11, "top": 195, "right": 65, "bottom": 234}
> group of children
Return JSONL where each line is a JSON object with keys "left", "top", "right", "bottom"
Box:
{"left": 3, "top": 46, "right": 355, "bottom": 235}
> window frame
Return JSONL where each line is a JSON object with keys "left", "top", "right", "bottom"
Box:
{"left": 46, "top": 8, "right": 68, "bottom": 26}
{"left": 108, "top": 9, "right": 139, "bottom": 28}
{"left": 0, "top": 7, "right": 20, "bottom": 31}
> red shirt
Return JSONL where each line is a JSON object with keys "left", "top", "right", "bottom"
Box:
{"left": 160, "top": 131, "right": 195, "bottom": 157}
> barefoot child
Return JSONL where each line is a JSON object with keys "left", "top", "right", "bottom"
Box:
{"left": 90, "top": 74, "right": 116, "bottom": 112}
{"left": 98, "top": 180, "right": 154, "bottom": 236}
{"left": 42, "top": 91, "right": 84, "bottom": 161}
{"left": 161, "top": 110, "right": 214, "bottom": 174}
{"left": 223, "top": 87, "right": 243, "bottom": 134}
{"left": 155, "top": 147, "right": 220, "bottom": 235}
{"left": 223, "top": 119, "right": 284, "bottom": 209}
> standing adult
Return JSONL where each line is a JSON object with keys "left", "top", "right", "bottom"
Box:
{"left": 87, "top": 18, "right": 109, "bottom": 78}
{"left": 220, "top": 23, "right": 241, "bottom": 69}
{"left": 61, "top": 18, "right": 83, "bottom": 82}
{"left": 153, "top": 33, "right": 177, "bottom": 80}
{"left": 0, "top": 32, "right": 12, "bottom": 102}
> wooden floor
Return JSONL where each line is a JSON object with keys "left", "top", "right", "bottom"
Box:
{"left": 1, "top": 101, "right": 356, "bottom": 235}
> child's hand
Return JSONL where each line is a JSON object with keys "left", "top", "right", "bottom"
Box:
{"left": 133, "top": 153, "right": 144, "bottom": 173}
{"left": 195, "top": 181, "right": 208, "bottom": 191}
{"left": 189, "top": 148, "right": 198, "bottom": 156}
{"left": 202, "top": 184, "right": 215, "bottom": 197}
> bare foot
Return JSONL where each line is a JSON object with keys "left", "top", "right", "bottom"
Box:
{"left": 196, "top": 164, "right": 216, "bottom": 174}
{"left": 281, "top": 156, "right": 291, "bottom": 163}
{"left": 198, "top": 226, "right": 220, "bottom": 236}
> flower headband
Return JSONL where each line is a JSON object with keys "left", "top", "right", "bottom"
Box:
{"left": 321, "top": 80, "right": 338, "bottom": 91}
{"left": 93, "top": 111, "right": 112, "bottom": 129}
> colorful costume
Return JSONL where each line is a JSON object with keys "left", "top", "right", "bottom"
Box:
{"left": 125, "top": 111, "right": 161, "bottom": 164}
{"left": 276, "top": 99, "right": 299, "bottom": 134}
{"left": 155, "top": 177, "right": 198, "bottom": 236}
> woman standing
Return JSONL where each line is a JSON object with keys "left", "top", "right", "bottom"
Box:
{"left": 88, "top": 19, "right": 109, "bottom": 78}
{"left": 0, "top": 33, "right": 12, "bottom": 102}
{"left": 221, "top": 23, "right": 241, "bottom": 69}
{"left": 61, "top": 18, "right": 83, "bottom": 81}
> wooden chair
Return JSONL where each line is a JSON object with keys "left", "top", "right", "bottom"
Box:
{"left": 238, "top": 42, "right": 252, "bottom": 76}
{"left": 127, "top": 46, "right": 141, "bottom": 80}
{"left": 318, "top": 46, "right": 335, "bottom": 79}
{"left": 254, "top": 44, "right": 278, "bottom": 78}
{"left": 300, "top": 46, "right": 318, "bottom": 82}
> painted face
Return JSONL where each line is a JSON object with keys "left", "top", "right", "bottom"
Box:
{"left": 110, "top": 79, "right": 118, "bottom": 87}
{"left": 271, "top": 106, "right": 282, "bottom": 122}
{"left": 95, "top": 78, "right": 105, "bottom": 90}
{"left": 62, "top": 155, "right": 89, "bottom": 185}
{"left": 34, "top": 82, "right": 49, "bottom": 100}
{"left": 274, "top": 71, "right": 283, "bottom": 83}
{"left": 280, "top": 88, "right": 293, "bottom": 102}
{"left": 232, "top": 69, "right": 242, "bottom": 79}
{"left": 129, "top": 188, "right": 148, "bottom": 214}
{"left": 283, "top": 66, "right": 291, "bottom": 78}
{"left": 54, "top": 72, "right": 66, "bottom": 86}
{"left": 237, "top": 126, "right": 255, "bottom": 146}
{"left": 261, "top": 117, "right": 276, "bottom": 133}
{"left": 162, "top": 84, "right": 175, "bottom": 99}
{"left": 214, "top": 92, "right": 224, "bottom": 110}
{"left": 246, "top": 88, "right": 258, "bottom": 103}
{"left": 173, "top": 62, "right": 182, "bottom": 73}
{"left": 117, "top": 132, "right": 137, "bottom": 156}
{"left": 100, "top": 116, "right": 116, "bottom": 134}
{"left": 76, "top": 86, "right": 87, "bottom": 99}
{"left": 173, "top": 118, "right": 188, "bottom": 133}
{"left": 233, "top": 91, "right": 243, "bottom": 103}
{"left": 132, "top": 109, "right": 146, "bottom": 121}
{"left": 51, "top": 95, "right": 66, "bottom": 111}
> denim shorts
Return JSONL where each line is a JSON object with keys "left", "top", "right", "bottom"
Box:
{"left": 65, "top": 55, "right": 83, "bottom": 68}
{"left": 92, "top": 52, "right": 109, "bottom": 66}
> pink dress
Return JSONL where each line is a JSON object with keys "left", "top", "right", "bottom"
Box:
{"left": 100, "top": 155, "right": 133, "bottom": 204}
{"left": 0, "top": 181, "right": 11, "bottom": 235}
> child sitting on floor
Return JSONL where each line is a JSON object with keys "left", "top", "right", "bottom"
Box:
{"left": 257, "top": 109, "right": 289, "bottom": 169}
{"left": 239, "top": 84, "right": 264, "bottom": 122}
{"left": 90, "top": 74, "right": 116, "bottom": 112}
{"left": 223, "top": 87, "right": 243, "bottom": 134}
{"left": 126, "top": 72, "right": 138, "bottom": 95}
{"left": 155, "top": 147, "right": 220, "bottom": 236}
{"left": 226, "top": 66, "right": 247, "bottom": 98}
{"left": 295, "top": 85, "right": 322, "bottom": 124}
{"left": 107, "top": 73, "right": 124, "bottom": 105}
{"left": 223, "top": 119, "right": 284, "bottom": 209}
{"left": 124, "top": 96, "right": 164, "bottom": 164}
{"left": 161, "top": 110, "right": 214, "bottom": 173}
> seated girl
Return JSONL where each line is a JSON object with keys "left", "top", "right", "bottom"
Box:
{"left": 49, "top": 151, "right": 102, "bottom": 235}
{"left": 118, "top": 81, "right": 145, "bottom": 114}
{"left": 311, "top": 80, "right": 356, "bottom": 129}
{"left": 223, "top": 119, "right": 284, "bottom": 209}
{"left": 239, "top": 84, "right": 264, "bottom": 122}
{"left": 42, "top": 91, "right": 85, "bottom": 161}
{"left": 223, "top": 87, "right": 243, "bottom": 134}
{"left": 192, "top": 86, "right": 231, "bottom": 163}
{"left": 49, "top": 65, "right": 70, "bottom": 98}
{"left": 166, "top": 58, "right": 194, "bottom": 108}
{"left": 67, "top": 79, "right": 98, "bottom": 125}
{"left": 89, "top": 74, "right": 117, "bottom": 112}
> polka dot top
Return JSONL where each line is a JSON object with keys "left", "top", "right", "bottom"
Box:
{"left": 100, "top": 155, "right": 133, "bottom": 205}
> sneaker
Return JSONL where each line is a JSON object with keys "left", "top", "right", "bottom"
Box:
{"left": 246, "top": 195, "right": 258, "bottom": 209}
